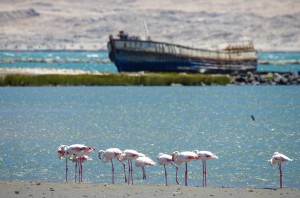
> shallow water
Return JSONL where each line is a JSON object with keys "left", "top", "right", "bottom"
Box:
{"left": 0, "top": 86, "right": 299, "bottom": 188}
{"left": 0, "top": 51, "right": 300, "bottom": 73}
{"left": 0, "top": 51, "right": 117, "bottom": 73}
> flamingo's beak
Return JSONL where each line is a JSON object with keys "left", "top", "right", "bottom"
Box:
{"left": 269, "top": 160, "right": 273, "bottom": 166}
{"left": 58, "top": 153, "right": 63, "bottom": 159}
{"left": 88, "top": 147, "right": 95, "bottom": 152}
{"left": 58, "top": 150, "right": 64, "bottom": 159}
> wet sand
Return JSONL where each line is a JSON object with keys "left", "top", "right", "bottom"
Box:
{"left": 0, "top": 181, "right": 299, "bottom": 198}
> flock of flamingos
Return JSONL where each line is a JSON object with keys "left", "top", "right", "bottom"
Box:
{"left": 57, "top": 144, "right": 292, "bottom": 188}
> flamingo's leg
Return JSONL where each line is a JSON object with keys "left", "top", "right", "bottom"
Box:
{"left": 117, "top": 159, "right": 127, "bottom": 183}
{"left": 164, "top": 165, "right": 168, "bottom": 186}
{"left": 75, "top": 160, "right": 78, "bottom": 183}
{"left": 204, "top": 161, "right": 207, "bottom": 187}
{"left": 176, "top": 166, "right": 179, "bottom": 185}
{"left": 78, "top": 160, "right": 81, "bottom": 183}
{"left": 127, "top": 160, "right": 130, "bottom": 185}
{"left": 279, "top": 163, "right": 282, "bottom": 188}
{"left": 65, "top": 158, "right": 68, "bottom": 183}
{"left": 185, "top": 162, "right": 188, "bottom": 186}
{"left": 111, "top": 159, "right": 115, "bottom": 184}
{"left": 130, "top": 160, "right": 134, "bottom": 185}
{"left": 80, "top": 158, "right": 83, "bottom": 183}
{"left": 144, "top": 167, "right": 147, "bottom": 180}
{"left": 171, "top": 163, "right": 179, "bottom": 185}
{"left": 202, "top": 161, "right": 205, "bottom": 187}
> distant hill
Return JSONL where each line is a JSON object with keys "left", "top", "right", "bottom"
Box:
{"left": 0, "top": 0, "right": 299, "bottom": 51}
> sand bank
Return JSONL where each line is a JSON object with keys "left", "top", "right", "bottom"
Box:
{"left": 0, "top": 68, "right": 104, "bottom": 75}
{"left": 0, "top": 0, "right": 299, "bottom": 51}
{"left": 0, "top": 181, "right": 299, "bottom": 198}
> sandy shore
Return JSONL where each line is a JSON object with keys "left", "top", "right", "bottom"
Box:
{"left": 0, "top": 68, "right": 104, "bottom": 75}
{"left": 0, "top": 0, "right": 299, "bottom": 51}
{"left": 0, "top": 181, "right": 299, "bottom": 198}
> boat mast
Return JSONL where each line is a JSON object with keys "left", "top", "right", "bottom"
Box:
{"left": 143, "top": 20, "right": 150, "bottom": 39}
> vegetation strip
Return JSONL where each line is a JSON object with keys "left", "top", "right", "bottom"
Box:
{"left": 0, "top": 73, "right": 230, "bottom": 86}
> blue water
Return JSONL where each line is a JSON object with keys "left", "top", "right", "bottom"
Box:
{"left": 0, "top": 51, "right": 300, "bottom": 73}
{"left": 0, "top": 51, "right": 118, "bottom": 73}
{"left": 0, "top": 86, "right": 299, "bottom": 188}
{"left": 258, "top": 52, "right": 300, "bottom": 73}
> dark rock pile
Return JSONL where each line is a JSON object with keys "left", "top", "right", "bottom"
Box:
{"left": 231, "top": 72, "right": 300, "bottom": 85}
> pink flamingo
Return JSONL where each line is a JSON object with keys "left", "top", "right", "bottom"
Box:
{"left": 172, "top": 151, "right": 199, "bottom": 186}
{"left": 57, "top": 144, "right": 95, "bottom": 182}
{"left": 69, "top": 155, "right": 92, "bottom": 183}
{"left": 269, "top": 152, "right": 292, "bottom": 188}
{"left": 157, "top": 153, "right": 178, "bottom": 186}
{"left": 58, "top": 145, "right": 71, "bottom": 182}
{"left": 193, "top": 150, "right": 218, "bottom": 187}
{"left": 119, "top": 149, "right": 143, "bottom": 185}
{"left": 135, "top": 154, "right": 156, "bottom": 180}
{"left": 98, "top": 148, "right": 127, "bottom": 184}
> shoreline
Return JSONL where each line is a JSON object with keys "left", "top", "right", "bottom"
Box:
{"left": 0, "top": 68, "right": 299, "bottom": 86}
{"left": 0, "top": 181, "right": 299, "bottom": 198}
{"left": 0, "top": 71, "right": 231, "bottom": 86}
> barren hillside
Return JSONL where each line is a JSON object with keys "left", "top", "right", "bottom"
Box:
{"left": 0, "top": 0, "right": 299, "bottom": 51}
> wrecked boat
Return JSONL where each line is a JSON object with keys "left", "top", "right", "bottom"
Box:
{"left": 107, "top": 31, "right": 257, "bottom": 73}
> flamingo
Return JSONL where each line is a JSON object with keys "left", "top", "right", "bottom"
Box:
{"left": 172, "top": 151, "right": 199, "bottom": 186}
{"left": 98, "top": 148, "right": 127, "bottom": 184}
{"left": 157, "top": 153, "right": 178, "bottom": 186}
{"left": 58, "top": 145, "right": 71, "bottom": 182}
{"left": 57, "top": 144, "right": 95, "bottom": 182}
{"left": 193, "top": 150, "right": 218, "bottom": 187}
{"left": 119, "top": 149, "right": 143, "bottom": 185}
{"left": 135, "top": 154, "right": 156, "bottom": 180}
{"left": 69, "top": 155, "right": 92, "bottom": 183}
{"left": 269, "top": 152, "right": 292, "bottom": 188}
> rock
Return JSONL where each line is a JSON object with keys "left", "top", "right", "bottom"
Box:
{"left": 274, "top": 73, "right": 289, "bottom": 85}
{"left": 251, "top": 81, "right": 260, "bottom": 85}
{"left": 247, "top": 71, "right": 254, "bottom": 78}
{"left": 235, "top": 76, "right": 247, "bottom": 83}
{"left": 275, "top": 76, "right": 288, "bottom": 85}
{"left": 258, "top": 75, "right": 267, "bottom": 84}
{"left": 231, "top": 72, "right": 300, "bottom": 85}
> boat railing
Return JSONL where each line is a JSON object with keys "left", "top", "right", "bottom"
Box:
{"left": 113, "top": 39, "right": 257, "bottom": 61}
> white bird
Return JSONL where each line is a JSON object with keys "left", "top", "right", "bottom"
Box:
{"left": 135, "top": 154, "right": 156, "bottom": 180}
{"left": 157, "top": 153, "right": 178, "bottom": 186}
{"left": 58, "top": 145, "right": 70, "bottom": 182}
{"left": 193, "top": 150, "right": 218, "bottom": 187}
{"left": 98, "top": 148, "right": 126, "bottom": 184}
{"left": 58, "top": 144, "right": 95, "bottom": 159}
{"left": 69, "top": 155, "right": 92, "bottom": 183}
{"left": 269, "top": 152, "right": 292, "bottom": 188}
{"left": 57, "top": 144, "right": 95, "bottom": 183}
{"left": 172, "top": 151, "right": 199, "bottom": 186}
{"left": 119, "top": 149, "right": 143, "bottom": 185}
